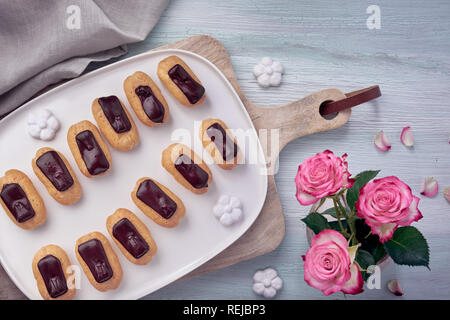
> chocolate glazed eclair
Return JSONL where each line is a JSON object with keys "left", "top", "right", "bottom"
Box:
{"left": 106, "top": 208, "right": 158, "bottom": 264}
{"left": 161, "top": 143, "right": 212, "bottom": 194}
{"left": 0, "top": 169, "right": 46, "bottom": 229}
{"left": 199, "top": 118, "right": 242, "bottom": 170}
{"left": 67, "top": 120, "right": 112, "bottom": 178}
{"left": 92, "top": 95, "right": 139, "bottom": 151}
{"left": 32, "top": 147, "right": 82, "bottom": 205}
{"left": 32, "top": 244, "right": 76, "bottom": 300}
{"left": 123, "top": 71, "right": 170, "bottom": 126}
{"left": 75, "top": 231, "right": 122, "bottom": 292}
{"left": 157, "top": 56, "right": 206, "bottom": 107}
{"left": 131, "top": 177, "right": 186, "bottom": 228}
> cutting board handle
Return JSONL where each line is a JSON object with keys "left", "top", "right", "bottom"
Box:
{"left": 248, "top": 88, "right": 351, "bottom": 152}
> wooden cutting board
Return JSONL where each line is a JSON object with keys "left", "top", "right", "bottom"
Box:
{"left": 0, "top": 35, "right": 350, "bottom": 299}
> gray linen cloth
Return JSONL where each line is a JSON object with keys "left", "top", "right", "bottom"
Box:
{"left": 0, "top": 0, "right": 169, "bottom": 118}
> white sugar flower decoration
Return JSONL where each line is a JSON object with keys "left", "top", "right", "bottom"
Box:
{"left": 213, "top": 195, "right": 243, "bottom": 227}
{"left": 443, "top": 187, "right": 450, "bottom": 203}
{"left": 253, "top": 268, "right": 283, "bottom": 299}
{"left": 253, "top": 57, "right": 283, "bottom": 87}
{"left": 27, "top": 109, "right": 60, "bottom": 141}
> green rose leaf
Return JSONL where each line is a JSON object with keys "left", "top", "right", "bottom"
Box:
{"left": 301, "top": 213, "right": 331, "bottom": 234}
{"left": 372, "top": 243, "right": 387, "bottom": 264}
{"left": 346, "top": 170, "right": 380, "bottom": 212}
{"left": 384, "top": 226, "right": 430, "bottom": 269}
{"left": 319, "top": 207, "right": 337, "bottom": 218}
{"left": 355, "top": 249, "right": 376, "bottom": 281}
{"left": 328, "top": 220, "right": 348, "bottom": 232}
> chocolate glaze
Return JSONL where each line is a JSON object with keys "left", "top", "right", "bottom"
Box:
{"left": 135, "top": 86, "right": 165, "bottom": 123}
{"left": 112, "top": 218, "right": 149, "bottom": 259}
{"left": 0, "top": 183, "right": 35, "bottom": 223}
{"left": 174, "top": 154, "right": 209, "bottom": 189}
{"left": 78, "top": 239, "right": 113, "bottom": 283}
{"left": 36, "top": 151, "right": 74, "bottom": 191}
{"left": 37, "top": 255, "right": 68, "bottom": 298}
{"left": 98, "top": 96, "right": 131, "bottom": 133}
{"left": 137, "top": 179, "right": 177, "bottom": 219}
{"left": 206, "top": 123, "right": 238, "bottom": 161}
{"left": 75, "top": 130, "right": 109, "bottom": 175}
{"left": 168, "top": 64, "right": 205, "bottom": 104}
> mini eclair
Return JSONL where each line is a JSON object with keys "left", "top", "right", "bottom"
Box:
{"left": 75, "top": 231, "right": 122, "bottom": 292}
{"left": 131, "top": 177, "right": 186, "bottom": 228}
{"left": 199, "top": 118, "right": 242, "bottom": 170}
{"left": 0, "top": 169, "right": 46, "bottom": 229}
{"left": 157, "top": 56, "right": 206, "bottom": 107}
{"left": 123, "top": 71, "right": 170, "bottom": 126}
{"left": 161, "top": 143, "right": 212, "bottom": 194}
{"left": 67, "top": 120, "right": 112, "bottom": 178}
{"left": 106, "top": 208, "right": 157, "bottom": 264}
{"left": 32, "top": 244, "right": 76, "bottom": 300}
{"left": 32, "top": 147, "right": 82, "bottom": 205}
{"left": 92, "top": 95, "right": 139, "bottom": 151}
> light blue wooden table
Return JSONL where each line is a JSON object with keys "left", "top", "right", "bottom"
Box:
{"left": 89, "top": 0, "right": 450, "bottom": 299}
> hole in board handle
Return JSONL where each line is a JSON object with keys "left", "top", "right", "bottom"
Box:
{"left": 319, "top": 100, "right": 338, "bottom": 120}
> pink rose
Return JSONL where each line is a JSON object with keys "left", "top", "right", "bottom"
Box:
{"left": 303, "top": 230, "right": 363, "bottom": 296}
{"left": 355, "top": 176, "right": 422, "bottom": 242}
{"left": 295, "top": 150, "right": 354, "bottom": 205}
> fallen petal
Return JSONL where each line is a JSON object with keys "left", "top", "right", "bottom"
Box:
{"left": 374, "top": 130, "right": 391, "bottom": 151}
{"left": 444, "top": 187, "right": 450, "bottom": 203}
{"left": 400, "top": 126, "right": 414, "bottom": 147}
{"left": 420, "top": 177, "right": 439, "bottom": 197}
{"left": 387, "top": 279, "right": 403, "bottom": 296}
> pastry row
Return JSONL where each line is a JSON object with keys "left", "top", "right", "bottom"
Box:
{"left": 33, "top": 208, "right": 157, "bottom": 300}
{"left": 0, "top": 55, "right": 242, "bottom": 229}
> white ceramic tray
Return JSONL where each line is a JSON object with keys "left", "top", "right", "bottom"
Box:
{"left": 0, "top": 49, "right": 267, "bottom": 299}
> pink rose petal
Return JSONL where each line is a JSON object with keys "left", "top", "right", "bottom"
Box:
{"left": 420, "top": 177, "right": 439, "bottom": 197}
{"left": 296, "top": 189, "right": 319, "bottom": 205}
{"left": 400, "top": 126, "right": 414, "bottom": 147}
{"left": 341, "top": 263, "right": 364, "bottom": 295}
{"left": 387, "top": 279, "right": 403, "bottom": 296}
{"left": 374, "top": 130, "right": 391, "bottom": 151}
{"left": 371, "top": 223, "right": 397, "bottom": 243}
{"left": 397, "top": 196, "right": 423, "bottom": 226}
{"left": 444, "top": 187, "right": 450, "bottom": 203}
{"left": 310, "top": 229, "right": 348, "bottom": 251}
